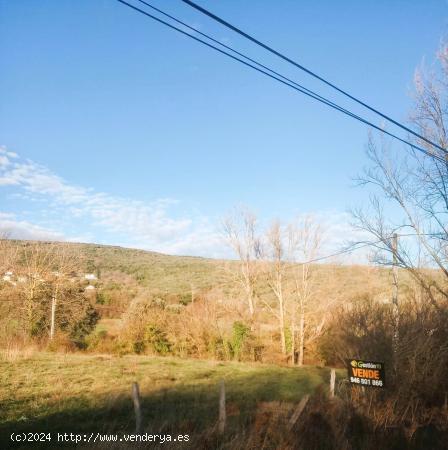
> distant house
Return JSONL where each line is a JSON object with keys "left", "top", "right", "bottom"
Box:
{"left": 85, "top": 285, "right": 96, "bottom": 292}
{"left": 2, "top": 272, "right": 16, "bottom": 285}
{"left": 84, "top": 273, "right": 97, "bottom": 281}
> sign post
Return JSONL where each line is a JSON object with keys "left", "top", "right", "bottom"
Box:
{"left": 347, "top": 359, "right": 385, "bottom": 388}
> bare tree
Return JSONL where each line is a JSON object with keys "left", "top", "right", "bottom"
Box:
{"left": 263, "top": 220, "right": 288, "bottom": 355}
{"left": 222, "top": 206, "right": 261, "bottom": 316}
{"left": 246, "top": 217, "right": 325, "bottom": 360}
{"left": 0, "top": 230, "right": 17, "bottom": 276}
{"left": 14, "top": 241, "right": 87, "bottom": 339}
{"left": 18, "top": 241, "right": 55, "bottom": 337}
{"left": 353, "top": 42, "right": 448, "bottom": 306}
{"left": 47, "top": 244, "right": 82, "bottom": 340}
{"left": 287, "top": 216, "right": 323, "bottom": 366}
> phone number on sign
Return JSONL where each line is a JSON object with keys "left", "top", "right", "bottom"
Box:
{"left": 350, "top": 376, "right": 383, "bottom": 386}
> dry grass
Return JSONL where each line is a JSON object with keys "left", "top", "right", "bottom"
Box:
{"left": 0, "top": 351, "right": 340, "bottom": 445}
{"left": 0, "top": 343, "right": 37, "bottom": 363}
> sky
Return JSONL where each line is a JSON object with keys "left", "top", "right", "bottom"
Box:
{"left": 0, "top": 0, "right": 447, "bottom": 258}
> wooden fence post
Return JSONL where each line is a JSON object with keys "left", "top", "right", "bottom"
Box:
{"left": 218, "top": 380, "right": 226, "bottom": 434}
{"left": 288, "top": 394, "right": 310, "bottom": 431}
{"left": 132, "top": 382, "right": 142, "bottom": 434}
{"left": 330, "top": 368, "right": 336, "bottom": 398}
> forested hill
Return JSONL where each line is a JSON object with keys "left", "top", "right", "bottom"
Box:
{"left": 5, "top": 240, "right": 395, "bottom": 313}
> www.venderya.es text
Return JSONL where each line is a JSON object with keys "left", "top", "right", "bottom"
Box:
{"left": 10, "top": 432, "right": 190, "bottom": 444}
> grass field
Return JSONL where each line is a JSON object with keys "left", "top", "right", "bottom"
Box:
{"left": 0, "top": 351, "right": 340, "bottom": 448}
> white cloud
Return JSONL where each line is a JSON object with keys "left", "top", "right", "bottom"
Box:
{"left": 0, "top": 146, "right": 19, "bottom": 170}
{"left": 0, "top": 148, "right": 368, "bottom": 261}
{"left": 0, "top": 149, "right": 222, "bottom": 256}
{"left": 0, "top": 212, "right": 66, "bottom": 241}
{"left": 0, "top": 156, "right": 10, "bottom": 167}
{"left": 0, "top": 146, "right": 18, "bottom": 159}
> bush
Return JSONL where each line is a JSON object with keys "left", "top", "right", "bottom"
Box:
{"left": 229, "top": 321, "right": 251, "bottom": 361}
{"left": 317, "top": 295, "right": 393, "bottom": 367}
{"left": 317, "top": 294, "right": 448, "bottom": 431}
{"left": 144, "top": 324, "right": 172, "bottom": 355}
{"left": 133, "top": 340, "right": 146, "bottom": 354}
{"left": 85, "top": 329, "right": 120, "bottom": 354}
{"left": 64, "top": 303, "right": 100, "bottom": 349}
{"left": 46, "top": 333, "right": 77, "bottom": 353}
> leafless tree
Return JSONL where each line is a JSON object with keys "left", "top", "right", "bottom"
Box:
{"left": 262, "top": 220, "right": 289, "bottom": 355}
{"left": 222, "top": 206, "right": 261, "bottom": 316}
{"left": 14, "top": 241, "right": 85, "bottom": 339}
{"left": 287, "top": 216, "right": 323, "bottom": 365}
{"left": 353, "top": 42, "right": 448, "bottom": 307}
{"left": 47, "top": 244, "right": 82, "bottom": 340}
{"left": 0, "top": 230, "right": 16, "bottom": 275}
{"left": 250, "top": 217, "right": 325, "bottom": 360}
{"left": 17, "top": 241, "right": 55, "bottom": 336}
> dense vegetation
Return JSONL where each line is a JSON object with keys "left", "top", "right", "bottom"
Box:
{"left": 0, "top": 240, "right": 393, "bottom": 360}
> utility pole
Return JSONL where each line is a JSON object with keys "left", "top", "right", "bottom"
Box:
{"left": 391, "top": 234, "right": 399, "bottom": 361}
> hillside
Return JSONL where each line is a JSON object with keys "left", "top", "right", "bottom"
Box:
{"left": 4, "top": 241, "right": 398, "bottom": 317}
{"left": 47, "top": 241, "right": 395, "bottom": 296}
{"left": 6, "top": 242, "right": 227, "bottom": 318}
{"left": 1, "top": 240, "right": 406, "bottom": 363}
{"left": 78, "top": 242, "right": 396, "bottom": 305}
{"left": 63, "top": 242, "right": 223, "bottom": 293}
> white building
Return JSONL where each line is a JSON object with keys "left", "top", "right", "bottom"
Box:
{"left": 2, "top": 272, "right": 16, "bottom": 285}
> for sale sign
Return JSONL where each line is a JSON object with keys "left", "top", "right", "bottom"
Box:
{"left": 347, "top": 359, "right": 385, "bottom": 388}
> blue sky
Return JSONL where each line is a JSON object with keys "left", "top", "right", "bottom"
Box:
{"left": 0, "top": 0, "right": 446, "bottom": 257}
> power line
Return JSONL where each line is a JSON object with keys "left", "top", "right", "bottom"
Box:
{"left": 295, "top": 232, "right": 443, "bottom": 266}
{"left": 115, "top": 0, "right": 446, "bottom": 164}
{"left": 122, "top": 1, "right": 368, "bottom": 120}
{"left": 133, "top": 1, "right": 423, "bottom": 152}
{"left": 133, "top": 0, "right": 359, "bottom": 112}
{"left": 132, "top": 0, "right": 442, "bottom": 162}
{"left": 183, "top": 0, "right": 448, "bottom": 156}
{"left": 296, "top": 241, "right": 375, "bottom": 266}
{"left": 134, "top": 0, "right": 362, "bottom": 110}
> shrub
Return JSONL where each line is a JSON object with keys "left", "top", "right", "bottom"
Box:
{"left": 144, "top": 324, "right": 172, "bottom": 355}
{"left": 133, "top": 340, "right": 145, "bottom": 354}
{"left": 46, "top": 333, "right": 77, "bottom": 353}
{"left": 317, "top": 294, "right": 448, "bottom": 431}
{"left": 229, "top": 321, "right": 251, "bottom": 361}
{"left": 317, "top": 295, "right": 393, "bottom": 367}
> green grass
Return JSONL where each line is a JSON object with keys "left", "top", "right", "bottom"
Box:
{"left": 0, "top": 352, "right": 339, "bottom": 446}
